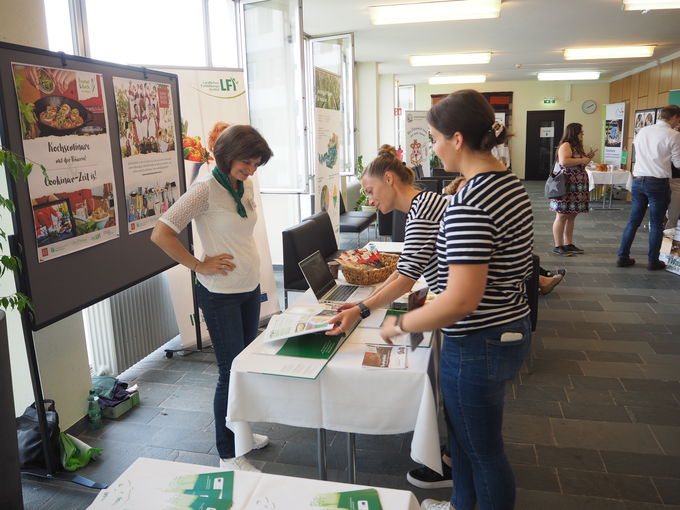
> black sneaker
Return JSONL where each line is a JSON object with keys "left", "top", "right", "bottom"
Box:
{"left": 565, "top": 244, "right": 584, "bottom": 254}
{"left": 552, "top": 246, "right": 573, "bottom": 257}
{"left": 406, "top": 462, "right": 452, "bottom": 489}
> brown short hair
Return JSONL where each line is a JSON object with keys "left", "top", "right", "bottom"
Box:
{"left": 363, "top": 145, "right": 415, "bottom": 185}
{"left": 427, "top": 89, "right": 509, "bottom": 152}
{"left": 659, "top": 105, "right": 680, "bottom": 122}
{"left": 213, "top": 125, "right": 273, "bottom": 175}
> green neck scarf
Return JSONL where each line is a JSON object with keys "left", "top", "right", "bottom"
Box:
{"left": 212, "top": 168, "right": 247, "bottom": 218}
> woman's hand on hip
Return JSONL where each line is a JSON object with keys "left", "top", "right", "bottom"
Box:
{"left": 197, "top": 253, "right": 235, "bottom": 275}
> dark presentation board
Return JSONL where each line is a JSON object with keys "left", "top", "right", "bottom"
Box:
{"left": 0, "top": 42, "right": 189, "bottom": 330}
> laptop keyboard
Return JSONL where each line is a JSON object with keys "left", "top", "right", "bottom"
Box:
{"left": 325, "top": 284, "right": 358, "bottom": 302}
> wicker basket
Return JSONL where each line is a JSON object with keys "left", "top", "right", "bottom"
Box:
{"left": 340, "top": 253, "right": 399, "bottom": 286}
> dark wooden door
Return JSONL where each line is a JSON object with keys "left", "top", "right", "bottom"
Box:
{"left": 525, "top": 110, "right": 565, "bottom": 180}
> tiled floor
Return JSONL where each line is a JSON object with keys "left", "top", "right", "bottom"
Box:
{"left": 22, "top": 181, "right": 680, "bottom": 509}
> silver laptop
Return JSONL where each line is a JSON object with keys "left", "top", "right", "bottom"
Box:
{"left": 298, "top": 251, "right": 373, "bottom": 304}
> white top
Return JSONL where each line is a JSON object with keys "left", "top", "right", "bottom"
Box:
{"left": 159, "top": 173, "right": 259, "bottom": 294}
{"left": 633, "top": 120, "right": 680, "bottom": 178}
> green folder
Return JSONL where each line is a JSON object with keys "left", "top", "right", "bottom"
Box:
{"left": 276, "top": 332, "right": 345, "bottom": 359}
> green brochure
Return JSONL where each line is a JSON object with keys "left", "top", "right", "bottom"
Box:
{"left": 276, "top": 332, "right": 345, "bottom": 359}
{"left": 167, "top": 471, "right": 234, "bottom": 509}
{"left": 311, "top": 488, "right": 383, "bottom": 509}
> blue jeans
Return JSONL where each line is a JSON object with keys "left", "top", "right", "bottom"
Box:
{"left": 441, "top": 316, "right": 531, "bottom": 510}
{"left": 196, "top": 283, "right": 261, "bottom": 459}
{"left": 617, "top": 178, "right": 671, "bottom": 263}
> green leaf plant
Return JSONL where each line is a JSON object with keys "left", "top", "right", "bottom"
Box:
{"left": 0, "top": 147, "right": 46, "bottom": 313}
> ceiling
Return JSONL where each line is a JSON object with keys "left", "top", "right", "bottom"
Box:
{"left": 303, "top": 0, "right": 680, "bottom": 83}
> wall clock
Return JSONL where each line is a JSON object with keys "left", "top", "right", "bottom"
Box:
{"left": 582, "top": 100, "right": 597, "bottom": 114}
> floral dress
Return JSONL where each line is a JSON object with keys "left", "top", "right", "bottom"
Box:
{"left": 549, "top": 148, "right": 590, "bottom": 214}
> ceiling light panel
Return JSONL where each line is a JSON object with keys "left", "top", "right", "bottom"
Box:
{"left": 410, "top": 52, "right": 492, "bottom": 66}
{"left": 370, "top": 0, "right": 501, "bottom": 25}
{"left": 428, "top": 75, "right": 487, "bottom": 85}
{"left": 537, "top": 71, "right": 601, "bottom": 81}
{"left": 623, "top": 0, "right": 680, "bottom": 10}
{"left": 564, "top": 46, "right": 655, "bottom": 60}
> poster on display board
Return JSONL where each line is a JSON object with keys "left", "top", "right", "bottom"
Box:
{"left": 404, "top": 111, "right": 430, "bottom": 177}
{"left": 314, "top": 67, "right": 342, "bottom": 239}
{"left": 631, "top": 109, "right": 657, "bottom": 163}
{"left": 157, "top": 67, "right": 280, "bottom": 349}
{"left": 11, "top": 62, "right": 119, "bottom": 263}
{"left": 666, "top": 228, "right": 680, "bottom": 276}
{"left": 603, "top": 102, "right": 626, "bottom": 165}
{"left": 112, "top": 77, "right": 181, "bottom": 234}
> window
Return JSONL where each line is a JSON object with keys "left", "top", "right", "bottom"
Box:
{"left": 44, "top": 0, "right": 75, "bottom": 54}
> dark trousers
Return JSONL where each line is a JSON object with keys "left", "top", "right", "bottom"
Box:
{"left": 196, "top": 283, "right": 261, "bottom": 459}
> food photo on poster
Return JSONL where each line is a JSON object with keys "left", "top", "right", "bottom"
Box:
{"left": 11, "top": 62, "right": 120, "bottom": 263}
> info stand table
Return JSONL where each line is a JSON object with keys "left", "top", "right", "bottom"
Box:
{"left": 226, "top": 291, "right": 442, "bottom": 483}
{"left": 87, "top": 457, "right": 420, "bottom": 509}
{"left": 586, "top": 169, "right": 633, "bottom": 210}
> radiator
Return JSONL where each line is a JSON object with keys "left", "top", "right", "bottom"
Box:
{"left": 83, "top": 273, "right": 179, "bottom": 375}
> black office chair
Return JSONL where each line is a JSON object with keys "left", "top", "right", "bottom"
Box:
{"left": 305, "top": 210, "right": 342, "bottom": 262}
{"left": 339, "top": 195, "right": 374, "bottom": 246}
{"left": 378, "top": 210, "right": 393, "bottom": 238}
{"left": 282, "top": 219, "right": 318, "bottom": 307}
{"left": 415, "top": 179, "right": 441, "bottom": 194}
{"left": 391, "top": 210, "right": 407, "bottom": 242}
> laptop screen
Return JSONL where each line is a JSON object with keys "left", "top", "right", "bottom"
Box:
{"left": 298, "top": 251, "right": 336, "bottom": 299}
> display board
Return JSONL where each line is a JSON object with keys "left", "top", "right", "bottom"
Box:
{"left": 0, "top": 42, "right": 189, "bottom": 330}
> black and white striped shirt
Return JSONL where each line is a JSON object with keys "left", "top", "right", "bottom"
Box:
{"left": 436, "top": 171, "right": 534, "bottom": 336}
{"left": 397, "top": 191, "right": 450, "bottom": 292}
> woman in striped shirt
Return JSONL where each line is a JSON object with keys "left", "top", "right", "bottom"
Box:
{"left": 326, "top": 145, "right": 449, "bottom": 335}
{"left": 381, "top": 90, "right": 534, "bottom": 510}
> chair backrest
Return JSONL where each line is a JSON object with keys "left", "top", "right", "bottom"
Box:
{"left": 528, "top": 254, "right": 540, "bottom": 332}
{"left": 339, "top": 193, "right": 347, "bottom": 215}
{"left": 282, "top": 219, "right": 318, "bottom": 290}
{"left": 415, "top": 179, "right": 441, "bottom": 194}
{"left": 378, "top": 210, "right": 393, "bottom": 236}
{"left": 305, "top": 211, "right": 338, "bottom": 259}
{"left": 391, "top": 210, "right": 407, "bottom": 242}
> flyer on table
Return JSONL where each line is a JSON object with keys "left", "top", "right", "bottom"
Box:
{"left": 112, "top": 77, "right": 181, "bottom": 234}
{"left": 11, "top": 62, "right": 119, "bottom": 263}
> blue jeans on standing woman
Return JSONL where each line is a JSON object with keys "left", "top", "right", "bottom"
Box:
{"left": 196, "top": 282, "right": 261, "bottom": 459}
{"left": 441, "top": 315, "right": 531, "bottom": 510}
{"left": 617, "top": 178, "right": 671, "bottom": 263}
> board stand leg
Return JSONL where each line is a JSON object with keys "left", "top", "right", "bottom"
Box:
{"left": 164, "top": 270, "right": 209, "bottom": 359}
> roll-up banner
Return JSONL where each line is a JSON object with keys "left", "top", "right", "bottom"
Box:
{"left": 404, "top": 111, "right": 431, "bottom": 177}
{"left": 159, "top": 67, "right": 280, "bottom": 350}
{"left": 603, "top": 102, "right": 626, "bottom": 165}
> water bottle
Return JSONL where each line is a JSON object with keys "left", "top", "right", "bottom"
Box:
{"left": 87, "top": 389, "right": 102, "bottom": 430}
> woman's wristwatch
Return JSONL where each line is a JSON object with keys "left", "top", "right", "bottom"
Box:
{"left": 357, "top": 302, "right": 371, "bottom": 319}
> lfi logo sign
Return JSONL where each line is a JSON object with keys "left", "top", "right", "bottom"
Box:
{"left": 220, "top": 78, "right": 238, "bottom": 92}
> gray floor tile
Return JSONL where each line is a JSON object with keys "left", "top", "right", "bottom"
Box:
{"left": 558, "top": 468, "right": 661, "bottom": 503}
{"left": 601, "top": 450, "right": 680, "bottom": 478}
{"left": 629, "top": 407, "right": 680, "bottom": 426}
{"left": 503, "top": 414, "right": 555, "bottom": 445}
{"left": 651, "top": 425, "right": 680, "bottom": 455}
{"left": 551, "top": 418, "right": 662, "bottom": 454}
{"left": 586, "top": 351, "right": 643, "bottom": 363}
{"left": 653, "top": 477, "right": 680, "bottom": 505}
{"left": 561, "top": 402, "right": 632, "bottom": 423}
{"left": 514, "top": 465, "right": 560, "bottom": 492}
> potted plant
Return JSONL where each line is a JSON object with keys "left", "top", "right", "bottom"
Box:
{"left": 353, "top": 155, "right": 375, "bottom": 212}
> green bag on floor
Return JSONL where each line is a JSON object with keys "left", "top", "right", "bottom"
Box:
{"left": 59, "top": 432, "right": 103, "bottom": 471}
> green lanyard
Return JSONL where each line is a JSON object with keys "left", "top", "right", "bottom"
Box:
{"left": 212, "top": 168, "right": 247, "bottom": 218}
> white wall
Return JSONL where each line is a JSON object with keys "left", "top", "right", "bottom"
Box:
{"left": 415, "top": 80, "right": 610, "bottom": 179}
{"left": 1, "top": 0, "right": 93, "bottom": 428}
{"left": 356, "top": 62, "right": 379, "bottom": 162}
{"left": 378, "top": 73, "right": 395, "bottom": 149}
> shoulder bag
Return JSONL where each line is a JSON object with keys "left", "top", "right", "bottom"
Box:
{"left": 544, "top": 160, "right": 567, "bottom": 199}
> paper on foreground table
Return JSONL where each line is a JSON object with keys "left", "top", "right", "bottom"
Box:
{"left": 346, "top": 326, "right": 432, "bottom": 349}
{"left": 261, "top": 303, "right": 335, "bottom": 343}
{"left": 362, "top": 344, "right": 407, "bottom": 369}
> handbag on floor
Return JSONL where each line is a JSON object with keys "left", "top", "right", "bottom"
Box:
{"left": 16, "top": 399, "right": 61, "bottom": 470}
{"left": 544, "top": 161, "right": 567, "bottom": 199}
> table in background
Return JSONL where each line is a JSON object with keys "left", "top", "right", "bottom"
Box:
{"left": 586, "top": 169, "right": 633, "bottom": 210}
{"left": 227, "top": 290, "right": 442, "bottom": 483}
{"left": 88, "top": 457, "right": 420, "bottom": 510}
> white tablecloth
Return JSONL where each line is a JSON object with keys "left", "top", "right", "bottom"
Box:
{"left": 88, "top": 457, "right": 420, "bottom": 510}
{"left": 227, "top": 291, "right": 442, "bottom": 475}
{"left": 585, "top": 169, "right": 633, "bottom": 192}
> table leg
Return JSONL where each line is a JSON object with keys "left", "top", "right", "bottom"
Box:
{"left": 347, "top": 432, "right": 357, "bottom": 484}
{"left": 317, "top": 428, "right": 328, "bottom": 480}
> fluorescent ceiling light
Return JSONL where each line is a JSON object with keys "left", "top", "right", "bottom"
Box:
{"left": 410, "top": 52, "right": 491, "bottom": 66}
{"left": 623, "top": 0, "right": 680, "bottom": 10}
{"left": 428, "top": 75, "right": 487, "bottom": 85}
{"left": 537, "top": 71, "right": 601, "bottom": 81}
{"left": 370, "top": 0, "right": 501, "bottom": 25}
{"left": 564, "top": 46, "right": 655, "bottom": 60}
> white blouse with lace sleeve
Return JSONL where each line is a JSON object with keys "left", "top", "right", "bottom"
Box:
{"left": 158, "top": 181, "right": 209, "bottom": 233}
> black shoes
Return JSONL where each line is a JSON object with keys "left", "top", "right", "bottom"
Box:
{"left": 616, "top": 257, "right": 636, "bottom": 267}
{"left": 553, "top": 246, "right": 573, "bottom": 256}
{"left": 565, "top": 244, "right": 584, "bottom": 254}
{"left": 647, "top": 260, "right": 666, "bottom": 271}
{"left": 407, "top": 462, "right": 453, "bottom": 489}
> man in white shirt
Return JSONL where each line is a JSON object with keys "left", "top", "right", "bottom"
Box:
{"left": 617, "top": 105, "right": 680, "bottom": 270}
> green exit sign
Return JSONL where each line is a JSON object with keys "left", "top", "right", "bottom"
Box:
{"left": 543, "top": 98, "right": 556, "bottom": 104}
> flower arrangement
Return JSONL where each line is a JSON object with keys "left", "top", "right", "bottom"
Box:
{"left": 182, "top": 135, "right": 212, "bottom": 163}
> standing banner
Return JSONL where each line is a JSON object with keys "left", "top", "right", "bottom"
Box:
{"left": 404, "top": 111, "right": 431, "bottom": 177}
{"left": 11, "top": 62, "right": 119, "bottom": 263}
{"left": 667, "top": 226, "right": 680, "bottom": 276}
{"left": 159, "top": 67, "right": 280, "bottom": 350}
{"left": 112, "top": 77, "right": 181, "bottom": 234}
{"left": 603, "top": 102, "right": 626, "bottom": 165}
{"left": 314, "top": 68, "right": 342, "bottom": 238}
